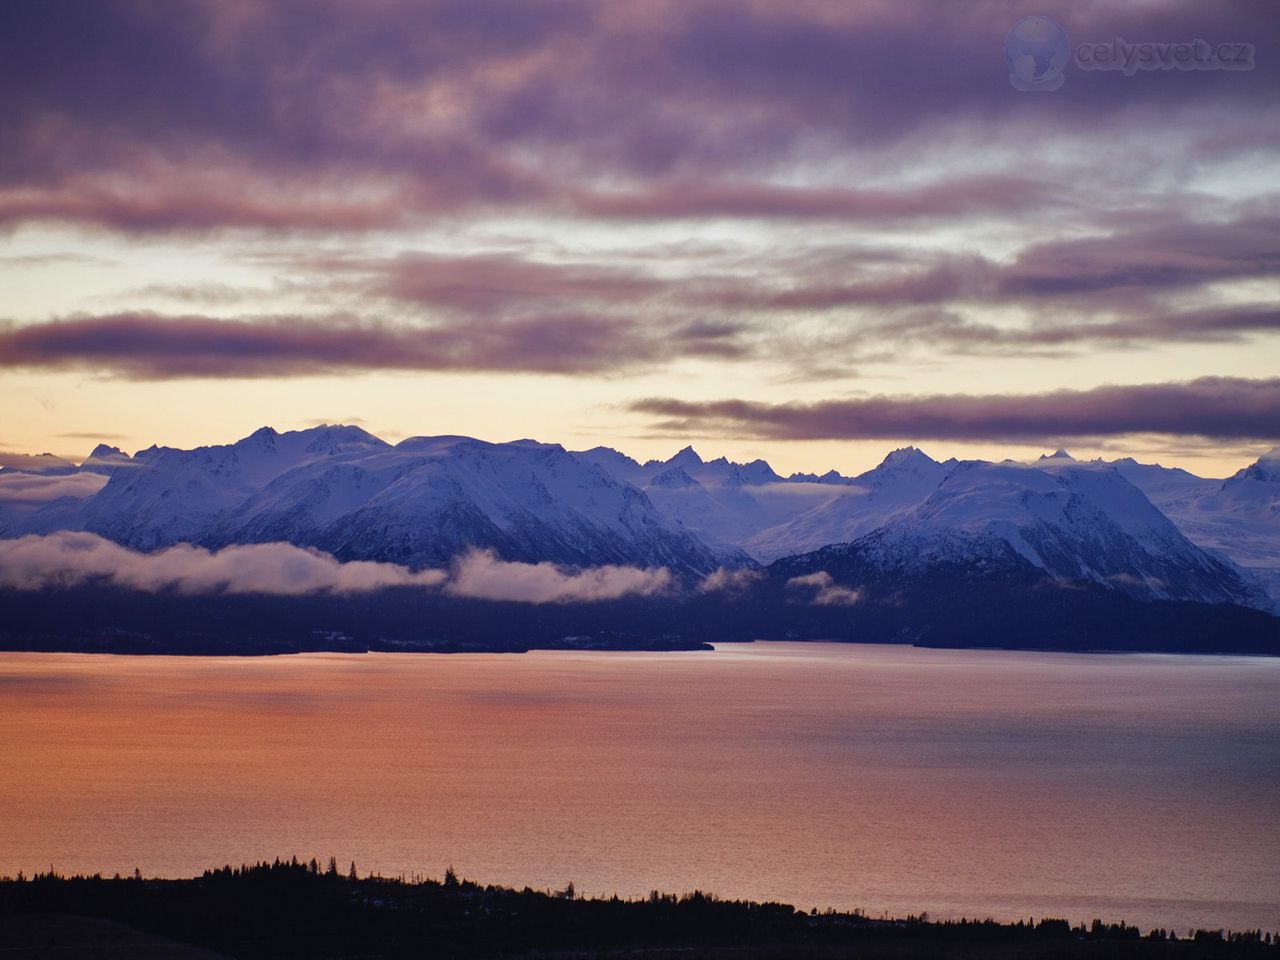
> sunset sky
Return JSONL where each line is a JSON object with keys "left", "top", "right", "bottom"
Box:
{"left": 1, "top": 0, "right": 1277, "bottom": 477}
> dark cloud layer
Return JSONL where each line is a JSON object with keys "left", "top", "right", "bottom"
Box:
{"left": 1, "top": 0, "right": 1277, "bottom": 231}
{"left": 1, "top": 0, "right": 1277, "bottom": 456}
{"left": 0, "top": 311, "right": 745, "bottom": 379}
{"left": 632, "top": 378, "right": 1280, "bottom": 442}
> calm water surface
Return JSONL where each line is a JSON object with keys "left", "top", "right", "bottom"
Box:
{"left": 2, "top": 642, "right": 1278, "bottom": 933}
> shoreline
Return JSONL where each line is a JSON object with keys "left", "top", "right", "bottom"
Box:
{"left": 3, "top": 861, "right": 1277, "bottom": 958}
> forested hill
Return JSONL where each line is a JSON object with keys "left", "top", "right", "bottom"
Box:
{"left": 1, "top": 860, "right": 1276, "bottom": 959}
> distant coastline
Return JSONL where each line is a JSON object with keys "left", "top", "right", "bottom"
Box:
{"left": 2, "top": 577, "right": 1278, "bottom": 658}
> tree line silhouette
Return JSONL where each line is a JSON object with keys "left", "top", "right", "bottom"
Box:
{"left": 1, "top": 859, "right": 1277, "bottom": 959}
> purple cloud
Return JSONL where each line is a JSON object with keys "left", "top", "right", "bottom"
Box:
{"left": 0, "top": 311, "right": 751, "bottom": 379}
{"left": 631, "top": 377, "right": 1280, "bottom": 442}
{"left": 571, "top": 176, "right": 1066, "bottom": 222}
{"left": 348, "top": 253, "right": 668, "bottom": 313}
{"left": 1, "top": 1, "right": 1276, "bottom": 232}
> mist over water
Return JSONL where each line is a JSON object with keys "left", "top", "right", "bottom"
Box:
{"left": 2, "top": 642, "right": 1277, "bottom": 934}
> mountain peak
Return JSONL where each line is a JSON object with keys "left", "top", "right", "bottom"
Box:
{"left": 668, "top": 445, "right": 703, "bottom": 468}
{"left": 242, "top": 426, "right": 279, "bottom": 446}
{"left": 1237, "top": 446, "right": 1280, "bottom": 483}
{"left": 725, "top": 459, "right": 781, "bottom": 486}
{"left": 1039, "top": 449, "right": 1074, "bottom": 461}
{"left": 298, "top": 424, "right": 388, "bottom": 454}
{"left": 879, "top": 446, "right": 936, "bottom": 469}
{"left": 80, "top": 444, "right": 131, "bottom": 475}
{"left": 582, "top": 445, "right": 637, "bottom": 465}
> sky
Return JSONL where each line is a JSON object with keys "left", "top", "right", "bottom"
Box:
{"left": 1, "top": 0, "right": 1278, "bottom": 478}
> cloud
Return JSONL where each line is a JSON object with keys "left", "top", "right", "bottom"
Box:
{"left": 571, "top": 175, "right": 1065, "bottom": 222}
{"left": 718, "top": 216, "right": 1280, "bottom": 307}
{"left": 56, "top": 431, "right": 128, "bottom": 442}
{"left": 446, "top": 548, "right": 673, "bottom": 603}
{"left": 856, "top": 304, "right": 1280, "bottom": 356}
{"left": 333, "top": 251, "right": 670, "bottom": 314}
{"left": 999, "top": 217, "right": 1280, "bottom": 298}
{"left": 698, "top": 567, "right": 764, "bottom": 593}
{"left": 0, "top": 472, "right": 107, "bottom": 505}
{"left": 1, "top": 0, "right": 1277, "bottom": 439}
{"left": 785, "top": 570, "right": 862, "bottom": 606}
{"left": 0, "top": 253, "right": 115, "bottom": 267}
{"left": 632, "top": 377, "right": 1280, "bottom": 442}
{"left": 0, "top": 534, "right": 677, "bottom": 603}
{"left": 0, "top": 532, "right": 447, "bottom": 595}
{"left": 0, "top": 311, "right": 729, "bottom": 379}
{"left": 0, "top": 452, "right": 76, "bottom": 473}
{"left": 2, "top": 1, "right": 1277, "bottom": 233}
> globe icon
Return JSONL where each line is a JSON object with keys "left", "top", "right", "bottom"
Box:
{"left": 1005, "top": 16, "right": 1069, "bottom": 91}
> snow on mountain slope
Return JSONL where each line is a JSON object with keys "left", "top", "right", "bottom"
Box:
{"left": 249, "top": 438, "right": 736, "bottom": 573}
{"left": 760, "top": 451, "right": 1264, "bottom": 608}
{"left": 1111, "top": 457, "right": 1220, "bottom": 509}
{"left": 307, "top": 440, "right": 734, "bottom": 572}
{"left": 579, "top": 444, "right": 783, "bottom": 488}
{"left": 580, "top": 442, "right": 1274, "bottom": 606}
{"left": 79, "top": 444, "right": 133, "bottom": 476}
{"left": 874, "top": 456, "right": 1260, "bottom": 605}
{"left": 1106, "top": 449, "right": 1280, "bottom": 605}
{"left": 0, "top": 444, "right": 125, "bottom": 536}
{"left": 579, "top": 445, "right": 846, "bottom": 554}
{"left": 22, "top": 428, "right": 736, "bottom": 575}
{"left": 69, "top": 425, "right": 388, "bottom": 549}
{"left": 1147, "top": 449, "right": 1280, "bottom": 602}
{"left": 577, "top": 446, "right": 647, "bottom": 485}
{"left": 745, "top": 447, "right": 954, "bottom": 562}
{"left": 3, "top": 427, "right": 1272, "bottom": 607}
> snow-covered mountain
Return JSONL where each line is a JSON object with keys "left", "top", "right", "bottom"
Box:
{"left": 79, "top": 444, "right": 134, "bottom": 475}
{"left": 69, "top": 425, "right": 390, "bottom": 549}
{"left": 745, "top": 447, "right": 955, "bottom": 562}
{"left": 582, "top": 443, "right": 1273, "bottom": 607}
{"left": 1, "top": 427, "right": 1275, "bottom": 609}
{"left": 9, "top": 426, "right": 737, "bottom": 575}
{"left": 886, "top": 456, "right": 1260, "bottom": 605}
{"left": 1116, "top": 448, "right": 1280, "bottom": 603}
{"left": 204, "top": 435, "right": 737, "bottom": 572}
{"left": 579, "top": 444, "right": 845, "bottom": 553}
{"left": 750, "top": 451, "right": 1259, "bottom": 607}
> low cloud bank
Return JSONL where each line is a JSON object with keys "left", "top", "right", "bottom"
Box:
{"left": 0, "top": 533, "right": 675, "bottom": 602}
{"left": 0, "top": 532, "right": 447, "bottom": 595}
{"left": 0, "top": 472, "right": 108, "bottom": 504}
{"left": 786, "top": 571, "right": 862, "bottom": 606}
{"left": 446, "top": 549, "right": 673, "bottom": 603}
{"left": 698, "top": 567, "right": 764, "bottom": 593}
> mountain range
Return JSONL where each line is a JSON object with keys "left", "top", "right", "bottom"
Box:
{"left": 1, "top": 425, "right": 1278, "bottom": 653}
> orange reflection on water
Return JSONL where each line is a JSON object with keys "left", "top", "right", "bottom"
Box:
{"left": 2, "top": 642, "right": 1278, "bottom": 933}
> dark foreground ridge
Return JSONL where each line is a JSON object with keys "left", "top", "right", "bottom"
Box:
{"left": 1, "top": 860, "right": 1277, "bottom": 960}
{"left": 2, "top": 570, "right": 1280, "bottom": 657}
